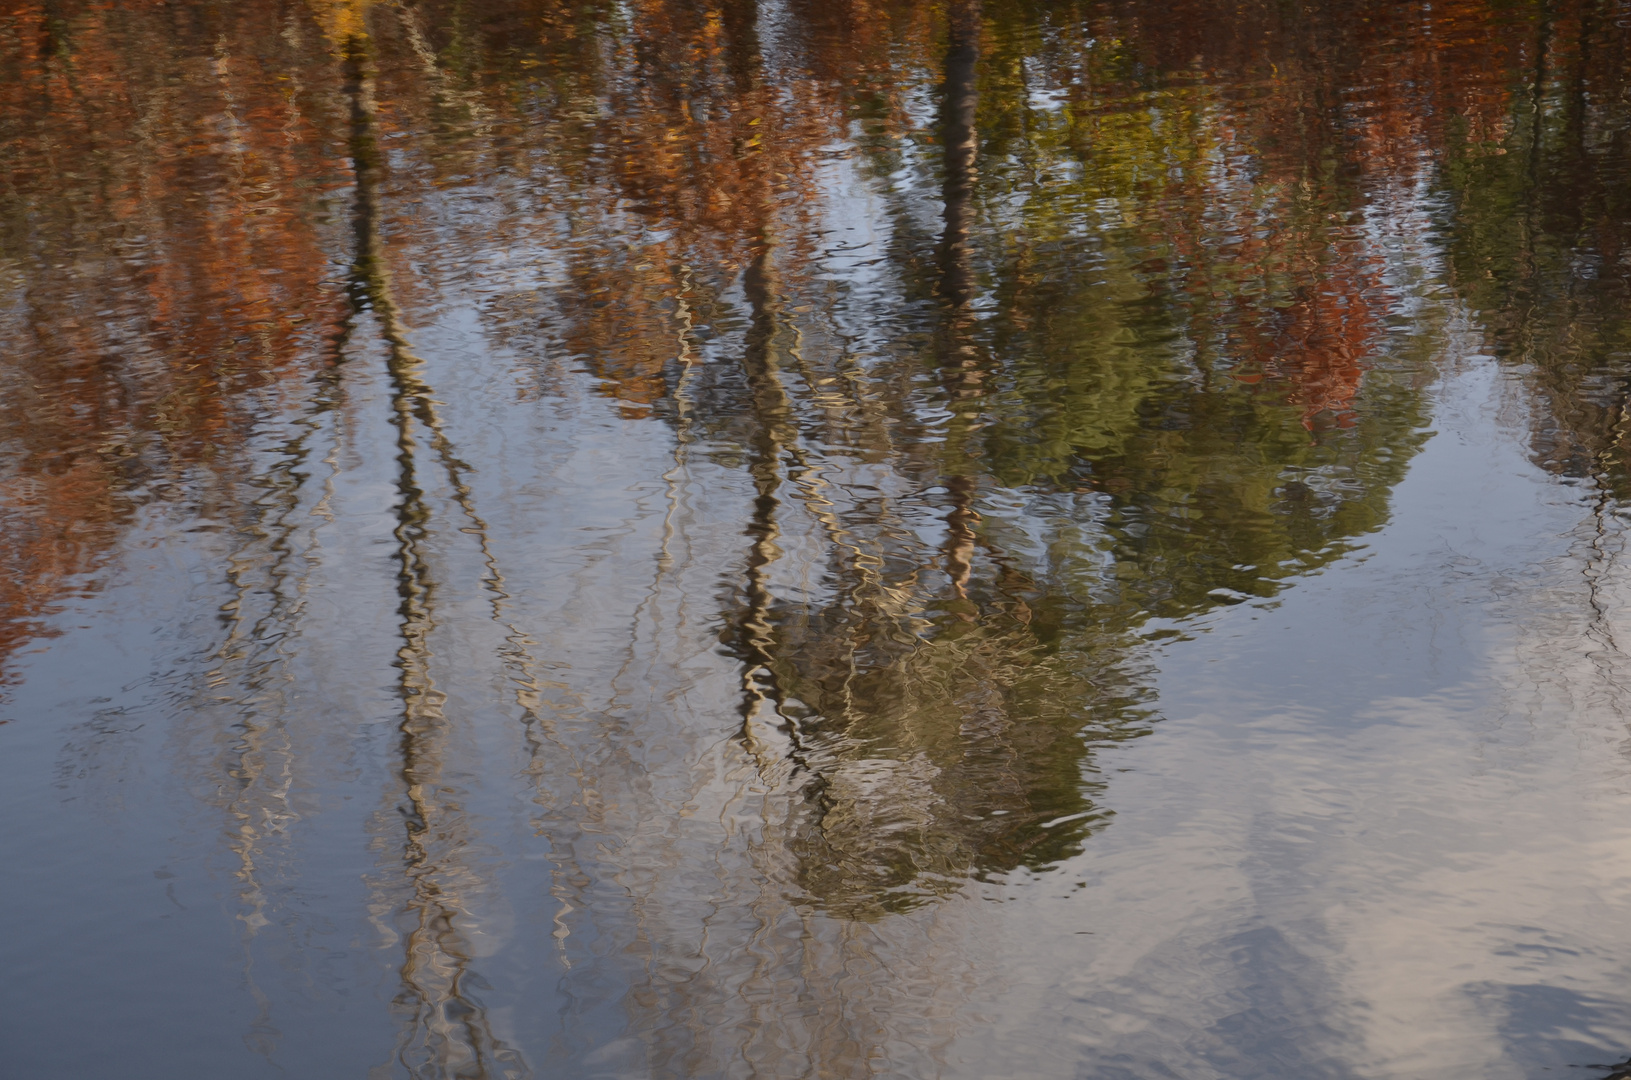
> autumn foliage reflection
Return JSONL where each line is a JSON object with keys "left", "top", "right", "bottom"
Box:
{"left": 0, "top": 0, "right": 352, "bottom": 672}
{"left": 0, "top": 0, "right": 1578, "bottom": 669}
{"left": 3, "top": 8, "right": 1631, "bottom": 1066}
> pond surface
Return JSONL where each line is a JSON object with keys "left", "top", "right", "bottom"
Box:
{"left": 3, "top": 1, "right": 1631, "bottom": 1077}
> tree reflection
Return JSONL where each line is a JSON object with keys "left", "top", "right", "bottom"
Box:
{"left": 339, "top": 16, "right": 527, "bottom": 1076}
{"left": 1439, "top": 0, "right": 1631, "bottom": 490}
{"left": 7, "top": 0, "right": 1631, "bottom": 1073}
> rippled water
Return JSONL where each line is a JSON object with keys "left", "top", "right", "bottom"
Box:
{"left": 3, "top": 1, "right": 1631, "bottom": 1076}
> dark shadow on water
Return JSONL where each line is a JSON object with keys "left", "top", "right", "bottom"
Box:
{"left": 1465, "top": 982, "right": 1631, "bottom": 1080}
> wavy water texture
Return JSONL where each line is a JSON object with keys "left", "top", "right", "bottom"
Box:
{"left": 2, "top": 0, "right": 1631, "bottom": 1077}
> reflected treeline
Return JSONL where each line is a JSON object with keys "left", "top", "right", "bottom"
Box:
{"left": 6, "top": 0, "right": 1631, "bottom": 1074}
{"left": 342, "top": 21, "right": 528, "bottom": 1077}
{"left": 1436, "top": 0, "right": 1631, "bottom": 489}
{"left": 0, "top": 0, "right": 352, "bottom": 671}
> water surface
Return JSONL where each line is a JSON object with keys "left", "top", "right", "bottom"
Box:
{"left": 3, "top": 0, "right": 1631, "bottom": 1076}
